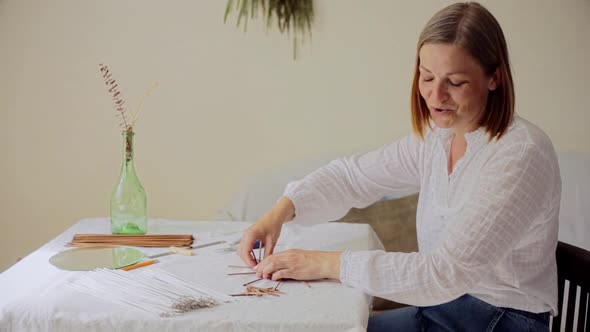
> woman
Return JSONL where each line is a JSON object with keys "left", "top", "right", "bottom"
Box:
{"left": 238, "top": 2, "right": 560, "bottom": 331}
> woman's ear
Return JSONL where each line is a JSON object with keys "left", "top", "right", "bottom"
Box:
{"left": 488, "top": 68, "right": 500, "bottom": 91}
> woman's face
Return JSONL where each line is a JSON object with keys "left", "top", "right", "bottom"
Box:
{"left": 418, "top": 43, "right": 498, "bottom": 135}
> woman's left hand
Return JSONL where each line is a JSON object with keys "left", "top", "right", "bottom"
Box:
{"left": 255, "top": 249, "right": 341, "bottom": 281}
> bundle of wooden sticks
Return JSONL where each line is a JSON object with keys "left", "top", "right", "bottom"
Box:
{"left": 69, "top": 234, "right": 194, "bottom": 247}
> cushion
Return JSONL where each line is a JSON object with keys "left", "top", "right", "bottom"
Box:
{"left": 334, "top": 193, "right": 419, "bottom": 310}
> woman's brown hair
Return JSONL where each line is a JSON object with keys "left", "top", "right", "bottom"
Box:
{"left": 410, "top": 2, "right": 514, "bottom": 140}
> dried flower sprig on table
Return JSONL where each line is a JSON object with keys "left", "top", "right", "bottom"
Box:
{"left": 160, "top": 295, "right": 218, "bottom": 317}
{"left": 98, "top": 63, "right": 159, "bottom": 133}
{"left": 99, "top": 63, "right": 132, "bottom": 131}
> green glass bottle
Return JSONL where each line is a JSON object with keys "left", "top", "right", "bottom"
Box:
{"left": 110, "top": 128, "right": 148, "bottom": 234}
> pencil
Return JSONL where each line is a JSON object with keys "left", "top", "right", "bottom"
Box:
{"left": 120, "top": 259, "right": 156, "bottom": 271}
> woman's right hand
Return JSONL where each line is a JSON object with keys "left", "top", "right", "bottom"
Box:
{"left": 237, "top": 197, "right": 295, "bottom": 268}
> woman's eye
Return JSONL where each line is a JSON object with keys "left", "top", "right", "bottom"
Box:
{"left": 449, "top": 80, "right": 466, "bottom": 87}
{"left": 422, "top": 77, "right": 434, "bottom": 82}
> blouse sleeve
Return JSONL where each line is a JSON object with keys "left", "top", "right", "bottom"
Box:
{"left": 339, "top": 142, "right": 559, "bottom": 306}
{"left": 282, "top": 133, "right": 422, "bottom": 226}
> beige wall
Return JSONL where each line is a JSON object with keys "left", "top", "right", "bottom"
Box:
{"left": 0, "top": 0, "right": 588, "bottom": 272}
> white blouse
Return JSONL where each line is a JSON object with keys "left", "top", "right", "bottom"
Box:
{"left": 283, "top": 116, "right": 561, "bottom": 315}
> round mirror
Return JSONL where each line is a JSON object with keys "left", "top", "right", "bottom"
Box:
{"left": 49, "top": 246, "right": 144, "bottom": 271}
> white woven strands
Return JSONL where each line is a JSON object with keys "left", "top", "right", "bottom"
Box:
{"left": 67, "top": 268, "right": 235, "bottom": 317}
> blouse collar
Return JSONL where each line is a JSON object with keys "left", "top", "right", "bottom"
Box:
{"left": 433, "top": 126, "right": 488, "bottom": 150}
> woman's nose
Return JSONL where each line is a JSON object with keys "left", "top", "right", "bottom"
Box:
{"left": 431, "top": 82, "right": 449, "bottom": 104}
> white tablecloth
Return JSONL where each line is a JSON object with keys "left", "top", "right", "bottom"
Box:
{"left": 0, "top": 218, "right": 383, "bottom": 332}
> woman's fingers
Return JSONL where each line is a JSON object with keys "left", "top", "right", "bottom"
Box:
{"left": 263, "top": 234, "right": 276, "bottom": 259}
{"left": 257, "top": 253, "right": 278, "bottom": 278}
{"left": 257, "top": 251, "right": 300, "bottom": 279}
{"left": 271, "top": 268, "right": 292, "bottom": 281}
{"left": 237, "top": 209, "right": 283, "bottom": 267}
{"left": 254, "top": 250, "right": 340, "bottom": 281}
{"left": 238, "top": 232, "right": 259, "bottom": 267}
{"left": 260, "top": 258, "right": 283, "bottom": 279}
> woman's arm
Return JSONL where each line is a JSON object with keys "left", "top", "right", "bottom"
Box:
{"left": 340, "top": 142, "right": 560, "bottom": 306}
{"left": 243, "top": 133, "right": 423, "bottom": 270}
{"left": 284, "top": 132, "right": 423, "bottom": 226}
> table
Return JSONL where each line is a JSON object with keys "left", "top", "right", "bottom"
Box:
{"left": 0, "top": 218, "right": 383, "bottom": 332}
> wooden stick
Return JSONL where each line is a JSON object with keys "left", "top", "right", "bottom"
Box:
{"left": 243, "top": 278, "right": 263, "bottom": 286}
{"left": 251, "top": 250, "right": 258, "bottom": 264}
{"left": 65, "top": 243, "right": 119, "bottom": 248}
{"left": 75, "top": 234, "right": 192, "bottom": 238}
{"left": 227, "top": 265, "right": 250, "bottom": 268}
{"left": 70, "top": 234, "right": 194, "bottom": 247}
{"left": 227, "top": 272, "right": 257, "bottom": 276}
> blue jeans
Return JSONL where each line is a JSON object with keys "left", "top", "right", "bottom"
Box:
{"left": 368, "top": 294, "right": 550, "bottom": 332}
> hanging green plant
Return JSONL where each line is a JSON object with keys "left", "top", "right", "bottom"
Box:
{"left": 224, "top": 0, "right": 314, "bottom": 59}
